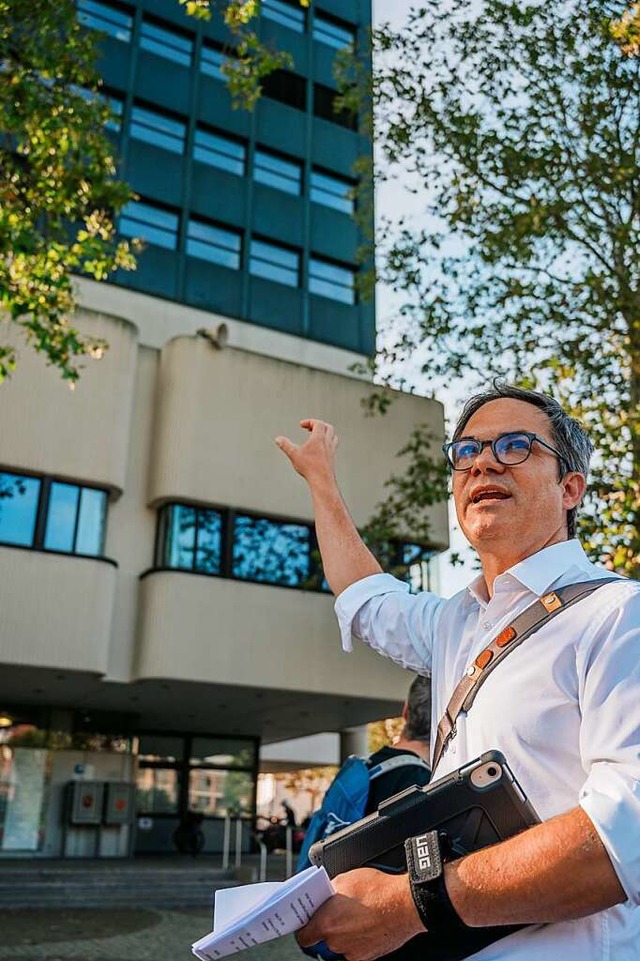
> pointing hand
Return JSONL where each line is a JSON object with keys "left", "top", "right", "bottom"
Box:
{"left": 275, "top": 419, "right": 339, "bottom": 485}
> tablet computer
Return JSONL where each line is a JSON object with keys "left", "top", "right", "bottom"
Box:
{"left": 309, "top": 750, "right": 539, "bottom": 878}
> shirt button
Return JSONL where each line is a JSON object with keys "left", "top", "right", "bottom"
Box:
{"left": 482, "top": 621, "right": 491, "bottom": 631}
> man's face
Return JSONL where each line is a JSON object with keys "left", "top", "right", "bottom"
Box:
{"left": 452, "top": 398, "right": 581, "bottom": 560}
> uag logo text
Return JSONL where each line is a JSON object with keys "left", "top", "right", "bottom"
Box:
{"left": 415, "top": 834, "right": 433, "bottom": 871}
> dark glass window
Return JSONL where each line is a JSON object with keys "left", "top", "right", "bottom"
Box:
{"left": 0, "top": 473, "right": 41, "bottom": 547}
{"left": 189, "top": 768, "right": 253, "bottom": 817}
{"left": 253, "top": 148, "right": 302, "bottom": 196}
{"left": 314, "top": 83, "right": 357, "bottom": 130}
{"left": 190, "top": 737, "right": 256, "bottom": 769}
{"left": 130, "top": 104, "right": 186, "bottom": 154}
{"left": 0, "top": 472, "right": 106, "bottom": 557}
{"left": 140, "top": 19, "right": 193, "bottom": 66}
{"left": 201, "top": 43, "right": 230, "bottom": 81}
{"left": 186, "top": 219, "right": 242, "bottom": 269}
{"left": 261, "top": 0, "right": 305, "bottom": 33}
{"left": 194, "top": 127, "right": 246, "bottom": 175}
{"left": 232, "top": 515, "right": 311, "bottom": 586}
{"left": 136, "top": 768, "right": 179, "bottom": 814}
{"left": 138, "top": 735, "right": 184, "bottom": 763}
{"left": 77, "top": 0, "right": 133, "bottom": 42}
{"left": 249, "top": 238, "right": 299, "bottom": 287}
{"left": 162, "top": 504, "right": 223, "bottom": 574}
{"left": 120, "top": 200, "right": 179, "bottom": 250}
{"left": 310, "top": 168, "right": 354, "bottom": 214}
{"left": 261, "top": 70, "right": 307, "bottom": 112}
{"left": 313, "top": 11, "right": 356, "bottom": 50}
{"left": 309, "top": 256, "right": 356, "bottom": 304}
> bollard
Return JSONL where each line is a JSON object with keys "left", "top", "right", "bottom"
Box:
{"left": 257, "top": 836, "right": 268, "bottom": 882}
{"left": 235, "top": 817, "right": 243, "bottom": 868}
{"left": 285, "top": 826, "right": 293, "bottom": 878}
{"left": 222, "top": 815, "right": 231, "bottom": 870}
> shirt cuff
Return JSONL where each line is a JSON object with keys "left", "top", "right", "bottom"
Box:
{"left": 579, "top": 762, "right": 640, "bottom": 904}
{"left": 334, "top": 573, "right": 410, "bottom": 652}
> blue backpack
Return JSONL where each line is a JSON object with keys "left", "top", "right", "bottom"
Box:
{"left": 296, "top": 752, "right": 430, "bottom": 961}
{"left": 296, "top": 752, "right": 430, "bottom": 872}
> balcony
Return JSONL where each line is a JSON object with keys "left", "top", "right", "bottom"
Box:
{"left": 147, "top": 338, "right": 449, "bottom": 548}
{"left": 135, "top": 571, "right": 409, "bottom": 726}
{"left": 0, "top": 548, "right": 116, "bottom": 675}
{"left": 0, "top": 311, "right": 138, "bottom": 495}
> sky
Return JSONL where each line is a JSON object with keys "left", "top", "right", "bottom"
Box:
{"left": 371, "top": 0, "right": 475, "bottom": 597}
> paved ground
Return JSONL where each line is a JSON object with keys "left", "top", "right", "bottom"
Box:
{"left": 0, "top": 908, "right": 303, "bottom": 961}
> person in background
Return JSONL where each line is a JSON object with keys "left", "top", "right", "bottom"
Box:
{"left": 365, "top": 674, "right": 431, "bottom": 816}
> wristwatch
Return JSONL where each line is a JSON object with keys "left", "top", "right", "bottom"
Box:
{"left": 404, "top": 830, "right": 466, "bottom": 936}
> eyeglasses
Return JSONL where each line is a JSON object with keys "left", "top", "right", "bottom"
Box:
{"left": 442, "top": 431, "right": 567, "bottom": 472}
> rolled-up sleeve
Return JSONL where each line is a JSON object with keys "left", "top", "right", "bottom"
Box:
{"left": 577, "top": 582, "right": 640, "bottom": 904}
{"left": 334, "top": 573, "right": 443, "bottom": 674}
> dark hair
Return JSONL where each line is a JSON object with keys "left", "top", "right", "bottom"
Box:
{"left": 403, "top": 675, "right": 432, "bottom": 743}
{"left": 452, "top": 383, "right": 593, "bottom": 538}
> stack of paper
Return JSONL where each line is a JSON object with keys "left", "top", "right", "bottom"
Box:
{"left": 192, "top": 865, "right": 335, "bottom": 960}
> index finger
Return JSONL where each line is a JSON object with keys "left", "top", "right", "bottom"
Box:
{"left": 300, "top": 418, "right": 331, "bottom": 433}
{"left": 295, "top": 918, "right": 322, "bottom": 948}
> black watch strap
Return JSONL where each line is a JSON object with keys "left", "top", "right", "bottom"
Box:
{"left": 403, "top": 831, "right": 530, "bottom": 961}
{"left": 405, "top": 831, "right": 466, "bottom": 936}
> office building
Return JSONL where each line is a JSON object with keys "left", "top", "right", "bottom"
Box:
{"left": 0, "top": 0, "right": 447, "bottom": 857}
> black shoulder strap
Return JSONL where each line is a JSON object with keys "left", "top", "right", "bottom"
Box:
{"left": 431, "top": 577, "right": 619, "bottom": 773}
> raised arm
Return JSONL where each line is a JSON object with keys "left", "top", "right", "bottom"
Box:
{"left": 275, "top": 419, "right": 382, "bottom": 595}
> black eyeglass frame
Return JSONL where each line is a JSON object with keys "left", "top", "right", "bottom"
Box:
{"left": 442, "top": 430, "right": 568, "bottom": 472}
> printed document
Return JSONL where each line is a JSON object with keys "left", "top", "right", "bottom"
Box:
{"left": 192, "top": 865, "right": 334, "bottom": 960}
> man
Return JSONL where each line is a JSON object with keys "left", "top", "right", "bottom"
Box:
{"left": 365, "top": 674, "right": 431, "bottom": 816}
{"left": 298, "top": 675, "right": 431, "bottom": 869}
{"left": 275, "top": 384, "right": 640, "bottom": 961}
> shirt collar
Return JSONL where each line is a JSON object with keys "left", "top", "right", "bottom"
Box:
{"left": 465, "top": 539, "right": 599, "bottom": 608}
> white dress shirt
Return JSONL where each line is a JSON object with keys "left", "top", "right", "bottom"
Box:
{"left": 335, "top": 539, "right": 640, "bottom": 960}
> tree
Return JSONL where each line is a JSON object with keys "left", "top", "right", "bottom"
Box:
{"left": 367, "top": 716, "right": 403, "bottom": 755}
{"left": 611, "top": 2, "right": 640, "bottom": 54}
{"left": 367, "top": 0, "right": 640, "bottom": 575}
{"left": 178, "top": 0, "right": 301, "bottom": 109}
{"left": 0, "top": 0, "right": 302, "bottom": 384}
{"left": 0, "top": 0, "right": 137, "bottom": 384}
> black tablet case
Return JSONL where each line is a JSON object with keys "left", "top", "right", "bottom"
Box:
{"left": 309, "top": 751, "right": 540, "bottom": 961}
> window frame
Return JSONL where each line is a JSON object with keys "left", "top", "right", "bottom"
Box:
{"left": 136, "top": 731, "right": 258, "bottom": 822}
{"left": 155, "top": 503, "right": 325, "bottom": 591}
{"left": 77, "top": 0, "right": 134, "bottom": 43}
{"left": 119, "top": 198, "right": 180, "bottom": 251}
{"left": 309, "top": 254, "right": 357, "bottom": 305}
{"left": 139, "top": 16, "right": 194, "bottom": 67}
{"left": 253, "top": 147, "right": 303, "bottom": 197}
{"left": 129, "top": 102, "right": 187, "bottom": 155}
{"left": 200, "top": 42, "right": 233, "bottom": 82}
{"left": 312, "top": 10, "right": 356, "bottom": 51}
{"left": 186, "top": 217, "right": 243, "bottom": 271}
{"left": 310, "top": 167, "right": 356, "bottom": 214}
{"left": 261, "top": 0, "right": 306, "bottom": 33}
{"left": 261, "top": 70, "right": 307, "bottom": 112}
{"left": 313, "top": 83, "right": 358, "bottom": 130}
{"left": 153, "top": 502, "right": 434, "bottom": 596}
{"left": 0, "top": 470, "right": 109, "bottom": 560}
{"left": 193, "top": 126, "right": 247, "bottom": 176}
{"left": 249, "top": 236, "right": 301, "bottom": 288}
